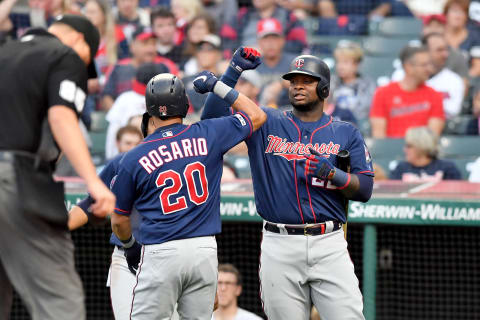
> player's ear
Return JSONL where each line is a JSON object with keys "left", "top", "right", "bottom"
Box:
{"left": 235, "top": 284, "right": 242, "bottom": 297}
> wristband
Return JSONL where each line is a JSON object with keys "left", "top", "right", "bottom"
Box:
{"left": 121, "top": 235, "right": 136, "bottom": 248}
{"left": 223, "top": 65, "right": 242, "bottom": 87}
{"left": 331, "top": 168, "right": 350, "bottom": 189}
{"left": 213, "top": 81, "right": 239, "bottom": 105}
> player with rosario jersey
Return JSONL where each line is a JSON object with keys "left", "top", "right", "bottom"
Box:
{"left": 110, "top": 72, "right": 266, "bottom": 319}
{"left": 202, "top": 48, "right": 375, "bottom": 320}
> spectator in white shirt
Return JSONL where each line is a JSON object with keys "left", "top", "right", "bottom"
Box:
{"left": 212, "top": 264, "right": 263, "bottom": 320}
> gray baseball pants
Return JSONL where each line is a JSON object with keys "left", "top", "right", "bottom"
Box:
{"left": 0, "top": 161, "right": 85, "bottom": 320}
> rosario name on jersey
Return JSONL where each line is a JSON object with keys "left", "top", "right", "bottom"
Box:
{"left": 112, "top": 112, "right": 253, "bottom": 245}
{"left": 246, "top": 107, "right": 374, "bottom": 224}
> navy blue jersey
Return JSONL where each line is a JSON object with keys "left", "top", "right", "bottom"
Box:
{"left": 245, "top": 108, "right": 373, "bottom": 224}
{"left": 390, "top": 159, "right": 462, "bottom": 181}
{"left": 77, "top": 154, "right": 141, "bottom": 246}
{"left": 112, "top": 113, "right": 253, "bottom": 245}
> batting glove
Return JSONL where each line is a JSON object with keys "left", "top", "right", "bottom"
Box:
{"left": 304, "top": 148, "right": 336, "bottom": 181}
{"left": 230, "top": 46, "right": 262, "bottom": 73}
{"left": 193, "top": 71, "right": 218, "bottom": 94}
{"left": 122, "top": 237, "right": 142, "bottom": 275}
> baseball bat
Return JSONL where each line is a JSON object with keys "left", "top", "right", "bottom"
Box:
{"left": 336, "top": 150, "right": 350, "bottom": 240}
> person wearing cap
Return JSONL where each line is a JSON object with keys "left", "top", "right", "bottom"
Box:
{"left": 255, "top": 17, "right": 297, "bottom": 108}
{"left": 422, "top": 13, "right": 470, "bottom": 82}
{"left": 105, "top": 62, "right": 168, "bottom": 159}
{"left": 0, "top": 14, "right": 115, "bottom": 320}
{"left": 183, "top": 34, "right": 227, "bottom": 112}
{"left": 101, "top": 25, "right": 178, "bottom": 110}
{"left": 221, "top": 0, "right": 306, "bottom": 55}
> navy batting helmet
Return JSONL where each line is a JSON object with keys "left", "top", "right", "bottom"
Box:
{"left": 282, "top": 55, "right": 330, "bottom": 100}
{"left": 145, "top": 73, "right": 189, "bottom": 118}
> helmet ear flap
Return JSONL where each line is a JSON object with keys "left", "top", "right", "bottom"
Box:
{"left": 317, "top": 83, "right": 329, "bottom": 100}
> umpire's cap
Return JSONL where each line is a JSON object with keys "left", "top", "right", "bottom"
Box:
{"left": 282, "top": 55, "right": 330, "bottom": 99}
{"left": 53, "top": 15, "right": 100, "bottom": 79}
{"left": 145, "top": 73, "right": 189, "bottom": 118}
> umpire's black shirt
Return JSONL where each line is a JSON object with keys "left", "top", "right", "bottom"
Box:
{"left": 0, "top": 28, "right": 86, "bottom": 152}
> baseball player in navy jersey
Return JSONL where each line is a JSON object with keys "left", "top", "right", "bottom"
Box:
{"left": 202, "top": 48, "right": 375, "bottom": 320}
{"left": 110, "top": 72, "right": 266, "bottom": 319}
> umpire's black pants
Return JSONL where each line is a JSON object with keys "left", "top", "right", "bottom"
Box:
{"left": 0, "top": 158, "right": 85, "bottom": 320}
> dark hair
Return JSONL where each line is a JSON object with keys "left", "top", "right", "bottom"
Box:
{"left": 443, "top": 0, "right": 470, "bottom": 16}
{"left": 421, "top": 32, "right": 445, "bottom": 46}
{"left": 218, "top": 263, "right": 242, "bottom": 286}
{"left": 116, "top": 125, "right": 143, "bottom": 142}
{"left": 400, "top": 45, "right": 429, "bottom": 65}
{"left": 150, "top": 6, "right": 175, "bottom": 24}
{"left": 183, "top": 13, "right": 217, "bottom": 56}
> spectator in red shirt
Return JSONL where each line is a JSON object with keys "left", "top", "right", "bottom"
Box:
{"left": 101, "top": 26, "right": 178, "bottom": 110}
{"left": 370, "top": 45, "right": 445, "bottom": 138}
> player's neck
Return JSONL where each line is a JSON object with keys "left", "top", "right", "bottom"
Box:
{"left": 292, "top": 102, "right": 324, "bottom": 122}
{"left": 151, "top": 116, "right": 182, "bottom": 130}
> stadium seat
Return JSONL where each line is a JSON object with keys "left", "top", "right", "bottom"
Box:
{"left": 362, "top": 36, "right": 411, "bottom": 56}
{"left": 450, "top": 158, "right": 477, "bottom": 180}
{"left": 309, "top": 35, "right": 365, "bottom": 55}
{"left": 358, "top": 55, "right": 395, "bottom": 82}
{"left": 439, "top": 136, "right": 480, "bottom": 158}
{"left": 90, "top": 111, "right": 108, "bottom": 132}
{"left": 375, "top": 17, "right": 423, "bottom": 38}
{"left": 89, "top": 131, "right": 107, "bottom": 157}
{"left": 366, "top": 138, "right": 405, "bottom": 160}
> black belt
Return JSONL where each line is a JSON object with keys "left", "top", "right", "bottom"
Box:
{"left": 264, "top": 221, "right": 342, "bottom": 236}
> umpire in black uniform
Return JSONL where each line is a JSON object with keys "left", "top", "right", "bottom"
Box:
{"left": 0, "top": 15, "right": 115, "bottom": 319}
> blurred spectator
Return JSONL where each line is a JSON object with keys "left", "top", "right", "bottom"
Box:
{"left": 443, "top": 0, "right": 480, "bottom": 78}
{"left": 82, "top": 0, "right": 130, "bottom": 127}
{"left": 0, "top": 0, "right": 75, "bottom": 39}
{"left": 170, "top": 0, "right": 204, "bottom": 45}
{"left": 276, "top": 0, "right": 317, "bottom": 19}
{"left": 222, "top": 0, "right": 307, "bottom": 55}
{"left": 370, "top": 45, "right": 445, "bottom": 138}
{"left": 317, "top": 0, "right": 391, "bottom": 18}
{"left": 403, "top": 0, "right": 448, "bottom": 16}
{"left": 201, "top": 0, "right": 237, "bottom": 36}
{"left": 330, "top": 40, "right": 376, "bottom": 126}
{"left": 151, "top": 6, "right": 185, "bottom": 65}
{"left": 105, "top": 62, "right": 168, "bottom": 159}
{"left": 236, "top": 70, "right": 262, "bottom": 103}
{"left": 392, "top": 33, "right": 465, "bottom": 119}
{"left": 101, "top": 26, "right": 178, "bottom": 110}
{"left": 182, "top": 13, "right": 217, "bottom": 70}
{"left": 127, "top": 114, "right": 143, "bottom": 129}
{"left": 422, "top": 14, "right": 470, "bottom": 81}
{"left": 183, "top": 34, "right": 225, "bottom": 112}
{"left": 116, "top": 125, "right": 143, "bottom": 153}
{"left": 255, "top": 18, "right": 297, "bottom": 108}
{"left": 324, "top": 101, "right": 358, "bottom": 125}
{"left": 390, "top": 126, "right": 461, "bottom": 181}
{"left": 212, "top": 264, "right": 262, "bottom": 320}
{"left": 113, "top": 0, "right": 150, "bottom": 41}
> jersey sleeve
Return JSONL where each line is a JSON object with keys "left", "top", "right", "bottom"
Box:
{"left": 111, "top": 166, "right": 136, "bottom": 215}
{"left": 345, "top": 127, "right": 374, "bottom": 177}
{"left": 206, "top": 112, "right": 253, "bottom": 154}
{"left": 369, "top": 87, "right": 387, "bottom": 118}
{"left": 47, "top": 52, "right": 88, "bottom": 115}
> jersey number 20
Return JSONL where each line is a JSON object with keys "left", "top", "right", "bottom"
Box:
{"left": 155, "top": 161, "right": 209, "bottom": 214}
